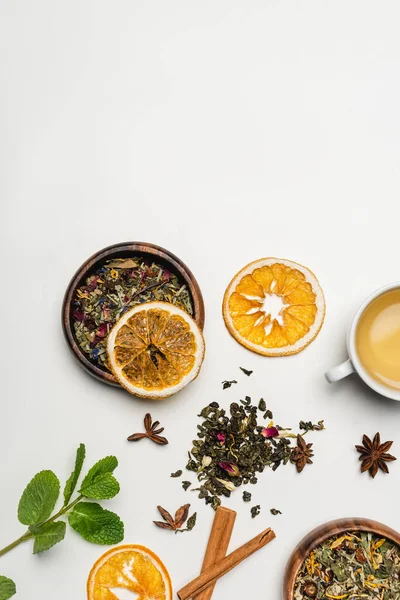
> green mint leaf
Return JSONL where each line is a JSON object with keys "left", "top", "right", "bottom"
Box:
{"left": 32, "top": 521, "right": 66, "bottom": 554}
{"left": 79, "top": 456, "right": 119, "bottom": 500}
{"left": 0, "top": 576, "right": 16, "bottom": 600}
{"left": 80, "top": 472, "right": 120, "bottom": 500}
{"left": 80, "top": 456, "right": 118, "bottom": 489}
{"left": 63, "top": 444, "right": 86, "bottom": 507}
{"left": 18, "top": 470, "right": 60, "bottom": 526}
{"left": 68, "top": 502, "right": 124, "bottom": 545}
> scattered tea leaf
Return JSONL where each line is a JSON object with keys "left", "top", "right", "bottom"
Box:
{"left": 270, "top": 508, "right": 282, "bottom": 516}
{"left": 240, "top": 367, "right": 253, "bottom": 376}
{"left": 299, "top": 420, "right": 325, "bottom": 433}
{"left": 258, "top": 398, "right": 266, "bottom": 412}
{"left": 182, "top": 481, "right": 191, "bottom": 491}
{"left": 242, "top": 491, "right": 252, "bottom": 502}
{"left": 240, "top": 396, "right": 251, "bottom": 407}
{"left": 170, "top": 470, "right": 182, "bottom": 478}
{"left": 186, "top": 512, "right": 197, "bottom": 531}
{"left": 250, "top": 505, "right": 261, "bottom": 518}
{"left": 222, "top": 380, "right": 237, "bottom": 390}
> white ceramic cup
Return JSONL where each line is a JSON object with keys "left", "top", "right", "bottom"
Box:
{"left": 325, "top": 282, "right": 400, "bottom": 401}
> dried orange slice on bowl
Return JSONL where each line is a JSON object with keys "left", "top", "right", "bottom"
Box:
{"left": 87, "top": 544, "right": 173, "bottom": 600}
{"left": 222, "top": 258, "right": 325, "bottom": 356}
{"left": 107, "top": 301, "right": 205, "bottom": 399}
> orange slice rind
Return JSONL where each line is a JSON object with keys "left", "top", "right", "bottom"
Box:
{"left": 107, "top": 301, "right": 205, "bottom": 399}
{"left": 223, "top": 258, "right": 325, "bottom": 356}
{"left": 87, "top": 544, "right": 173, "bottom": 600}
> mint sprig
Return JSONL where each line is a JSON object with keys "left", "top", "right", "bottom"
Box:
{"left": 0, "top": 444, "right": 124, "bottom": 563}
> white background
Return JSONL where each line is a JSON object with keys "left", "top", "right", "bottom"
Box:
{"left": 1, "top": 1, "right": 400, "bottom": 598}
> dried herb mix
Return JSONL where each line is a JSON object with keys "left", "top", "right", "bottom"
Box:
{"left": 294, "top": 531, "right": 400, "bottom": 599}
{"left": 185, "top": 399, "right": 324, "bottom": 508}
{"left": 73, "top": 257, "right": 193, "bottom": 369}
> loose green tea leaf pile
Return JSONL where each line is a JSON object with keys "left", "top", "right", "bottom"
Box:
{"left": 182, "top": 398, "right": 324, "bottom": 510}
{"left": 73, "top": 257, "right": 193, "bottom": 368}
{"left": 0, "top": 444, "right": 124, "bottom": 594}
{"left": 294, "top": 531, "right": 400, "bottom": 599}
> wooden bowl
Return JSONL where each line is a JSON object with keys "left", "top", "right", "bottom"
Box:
{"left": 283, "top": 517, "right": 400, "bottom": 598}
{"left": 62, "top": 241, "right": 205, "bottom": 386}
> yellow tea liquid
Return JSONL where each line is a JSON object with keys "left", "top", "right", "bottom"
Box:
{"left": 356, "top": 289, "right": 400, "bottom": 391}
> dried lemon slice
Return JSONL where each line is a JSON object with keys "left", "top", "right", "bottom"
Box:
{"left": 107, "top": 301, "right": 205, "bottom": 398}
{"left": 223, "top": 258, "right": 325, "bottom": 356}
{"left": 87, "top": 544, "right": 172, "bottom": 600}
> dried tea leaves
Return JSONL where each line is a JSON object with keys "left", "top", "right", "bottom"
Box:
{"left": 170, "top": 470, "right": 182, "bottom": 478}
{"left": 250, "top": 505, "right": 261, "bottom": 518}
{"left": 185, "top": 399, "right": 324, "bottom": 508}
{"left": 239, "top": 367, "right": 253, "bottom": 376}
{"left": 270, "top": 508, "right": 282, "bottom": 516}
{"left": 356, "top": 432, "right": 396, "bottom": 478}
{"left": 153, "top": 504, "right": 197, "bottom": 534}
{"left": 222, "top": 380, "right": 237, "bottom": 390}
{"left": 127, "top": 414, "right": 168, "bottom": 446}
{"left": 73, "top": 257, "right": 193, "bottom": 369}
{"left": 294, "top": 531, "right": 400, "bottom": 599}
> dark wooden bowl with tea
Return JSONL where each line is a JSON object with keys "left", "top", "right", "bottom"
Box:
{"left": 62, "top": 241, "right": 205, "bottom": 386}
{"left": 283, "top": 517, "right": 400, "bottom": 599}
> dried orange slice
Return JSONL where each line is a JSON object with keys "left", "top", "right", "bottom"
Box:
{"left": 223, "top": 258, "right": 325, "bottom": 356}
{"left": 107, "top": 301, "right": 205, "bottom": 398}
{"left": 87, "top": 544, "right": 172, "bottom": 600}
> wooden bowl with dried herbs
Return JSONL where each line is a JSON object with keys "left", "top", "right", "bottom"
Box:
{"left": 283, "top": 518, "right": 400, "bottom": 599}
{"left": 62, "top": 242, "right": 205, "bottom": 386}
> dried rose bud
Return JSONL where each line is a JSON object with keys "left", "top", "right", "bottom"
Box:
{"left": 303, "top": 581, "right": 318, "bottom": 598}
{"left": 218, "top": 461, "right": 240, "bottom": 476}
{"left": 216, "top": 432, "right": 226, "bottom": 444}
{"left": 261, "top": 426, "right": 279, "bottom": 438}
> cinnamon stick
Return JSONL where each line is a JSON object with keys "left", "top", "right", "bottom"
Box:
{"left": 194, "top": 506, "right": 236, "bottom": 600}
{"left": 177, "top": 527, "right": 276, "bottom": 600}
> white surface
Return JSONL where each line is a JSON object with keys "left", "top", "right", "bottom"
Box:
{"left": 1, "top": 2, "right": 400, "bottom": 598}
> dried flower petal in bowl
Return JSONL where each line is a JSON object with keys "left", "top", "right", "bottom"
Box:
{"left": 62, "top": 242, "right": 205, "bottom": 386}
{"left": 283, "top": 518, "right": 400, "bottom": 600}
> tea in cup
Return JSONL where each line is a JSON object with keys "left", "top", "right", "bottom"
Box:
{"left": 325, "top": 283, "right": 400, "bottom": 400}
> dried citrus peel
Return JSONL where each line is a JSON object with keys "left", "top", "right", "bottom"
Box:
{"left": 107, "top": 301, "right": 205, "bottom": 399}
{"left": 87, "top": 544, "right": 172, "bottom": 600}
{"left": 222, "top": 258, "right": 325, "bottom": 356}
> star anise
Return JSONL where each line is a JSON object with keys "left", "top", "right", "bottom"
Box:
{"left": 355, "top": 432, "right": 396, "bottom": 478}
{"left": 153, "top": 504, "right": 197, "bottom": 533}
{"left": 127, "top": 413, "right": 168, "bottom": 445}
{"left": 291, "top": 434, "right": 314, "bottom": 473}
